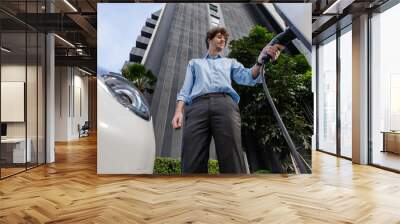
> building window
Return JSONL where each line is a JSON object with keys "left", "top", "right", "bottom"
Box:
{"left": 317, "top": 35, "right": 337, "bottom": 155}
{"left": 209, "top": 4, "right": 218, "bottom": 12}
{"left": 211, "top": 14, "right": 220, "bottom": 20}
{"left": 339, "top": 26, "right": 352, "bottom": 158}
{"left": 208, "top": 3, "right": 221, "bottom": 28}
{"left": 211, "top": 17, "right": 219, "bottom": 26}
{"left": 370, "top": 3, "right": 400, "bottom": 171}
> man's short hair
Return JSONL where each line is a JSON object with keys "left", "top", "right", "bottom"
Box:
{"left": 205, "top": 27, "right": 229, "bottom": 49}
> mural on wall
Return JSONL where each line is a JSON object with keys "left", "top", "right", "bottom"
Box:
{"left": 97, "top": 3, "right": 312, "bottom": 175}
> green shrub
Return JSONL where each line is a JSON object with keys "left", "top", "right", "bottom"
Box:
{"left": 253, "top": 169, "right": 271, "bottom": 174}
{"left": 153, "top": 157, "right": 220, "bottom": 174}
{"left": 153, "top": 157, "right": 181, "bottom": 175}
{"left": 208, "top": 160, "right": 219, "bottom": 174}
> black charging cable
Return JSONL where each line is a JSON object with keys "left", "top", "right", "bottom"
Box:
{"left": 259, "top": 28, "right": 311, "bottom": 174}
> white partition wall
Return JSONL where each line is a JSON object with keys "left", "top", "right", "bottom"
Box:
{"left": 1, "top": 82, "right": 24, "bottom": 122}
{"left": 54, "top": 67, "right": 89, "bottom": 142}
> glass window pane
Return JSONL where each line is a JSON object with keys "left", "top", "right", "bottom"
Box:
{"left": 0, "top": 1, "right": 46, "bottom": 179}
{"left": 1, "top": 31, "right": 28, "bottom": 177}
{"left": 27, "top": 31, "right": 38, "bottom": 169}
{"left": 26, "top": 0, "right": 40, "bottom": 170}
{"left": 340, "top": 28, "right": 352, "bottom": 158}
{"left": 371, "top": 4, "right": 400, "bottom": 171}
{"left": 318, "top": 36, "right": 337, "bottom": 154}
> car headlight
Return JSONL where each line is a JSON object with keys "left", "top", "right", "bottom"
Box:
{"left": 100, "top": 73, "right": 151, "bottom": 121}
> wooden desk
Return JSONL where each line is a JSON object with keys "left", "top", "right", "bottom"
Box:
{"left": 1, "top": 138, "right": 32, "bottom": 163}
{"left": 382, "top": 131, "right": 400, "bottom": 154}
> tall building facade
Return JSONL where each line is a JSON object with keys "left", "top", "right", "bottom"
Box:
{"left": 127, "top": 3, "right": 287, "bottom": 158}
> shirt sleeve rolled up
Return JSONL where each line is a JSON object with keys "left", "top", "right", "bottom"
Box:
{"left": 177, "top": 60, "right": 195, "bottom": 104}
{"left": 231, "top": 59, "right": 263, "bottom": 86}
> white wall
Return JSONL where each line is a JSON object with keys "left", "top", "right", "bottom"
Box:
{"left": 55, "top": 66, "right": 69, "bottom": 141}
{"left": 1, "top": 63, "right": 46, "bottom": 164}
{"left": 55, "top": 66, "right": 89, "bottom": 141}
{"left": 1, "top": 64, "right": 37, "bottom": 138}
{"left": 71, "top": 72, "right": 89, "bottom": 138}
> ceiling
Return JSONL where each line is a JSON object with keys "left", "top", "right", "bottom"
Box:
{"left": 0, "top": 0, "right": 394, "bottom": 72}
{"left": 0, "top": 0, "right": 99, "bottom": 72}
{"left": 310, "top": 0, "right": 390, "bottom": 43}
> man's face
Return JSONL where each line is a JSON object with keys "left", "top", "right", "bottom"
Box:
{"left": 209, "top": 33, "right": 226, "bottom": 51}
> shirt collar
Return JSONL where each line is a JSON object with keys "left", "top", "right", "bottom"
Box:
{"left": 204, "top": 52, "right": 223, "bottom": 59}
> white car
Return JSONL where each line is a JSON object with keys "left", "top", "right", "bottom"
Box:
{"left": 97, "top": 70, "right": 155, "bottom": 174}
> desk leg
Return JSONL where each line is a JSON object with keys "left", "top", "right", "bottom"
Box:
{"left": 382, "top": 133, "right": 386, "bottom": 153}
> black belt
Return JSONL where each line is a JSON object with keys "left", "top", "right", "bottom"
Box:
{"left": 192, "top": 92, "right": 228, "bottom": 104}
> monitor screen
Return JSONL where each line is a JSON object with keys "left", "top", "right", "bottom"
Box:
{"left": 1, "top": 123, "right": 7, "bottom": 137}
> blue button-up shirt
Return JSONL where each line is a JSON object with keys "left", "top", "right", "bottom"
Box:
{"left": 177, "top": 53, "right": 263, "bottom": 105}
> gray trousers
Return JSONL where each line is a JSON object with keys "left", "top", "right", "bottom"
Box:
{"left": 181, "top": 93, "right": 246, "bottom": 174}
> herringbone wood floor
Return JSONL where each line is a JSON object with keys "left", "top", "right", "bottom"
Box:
{"left": 1, "top": 134, "right": 400, "bottom": 223}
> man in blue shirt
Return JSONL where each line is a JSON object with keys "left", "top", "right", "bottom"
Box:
{"left": 171, "top": 27, "right": 283, "bottom": 174}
